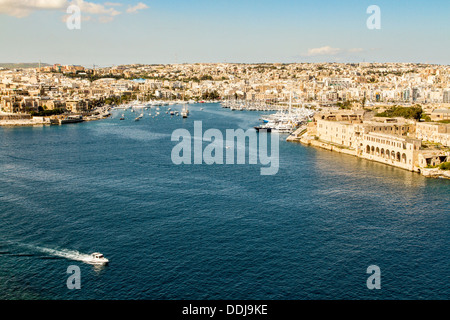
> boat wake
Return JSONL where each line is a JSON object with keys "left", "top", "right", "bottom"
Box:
{"left": 11, "top": 243, "right": 95, "bottom": 264}
{"left": 33, "top": 246, "right": 94, "bottom": 263}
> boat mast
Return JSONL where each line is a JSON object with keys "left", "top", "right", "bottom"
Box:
{"left": 289, "top": 91, "right": 292, "bottom": 115}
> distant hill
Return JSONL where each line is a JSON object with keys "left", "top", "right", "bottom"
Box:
{"left": 0, "top": 62, "right": 51, "bottom": 69}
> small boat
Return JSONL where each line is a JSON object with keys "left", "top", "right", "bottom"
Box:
{"left": 119, "top": 117, "right": 125, "bottom": 120}
{"left": 86, "top": 252, "right": 109, "bottom": 265}
{"left": 254, "top": 125, "right": 272, "bottom": 132}
{"left": 181, "top": 106, "right": 189, "bottom": 118}
{"left": 135, "top": 117, "right": 140, "bottom": 121}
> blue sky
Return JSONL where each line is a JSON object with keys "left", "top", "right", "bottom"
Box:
{"left": 0, "top": 0, "right": 449, "bottom": 66}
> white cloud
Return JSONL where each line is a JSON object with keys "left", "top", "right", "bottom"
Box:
{"left": 306, "top": 46, "right": 342, "bottom": 56}
{"left": 0, "top": 0, "right": 68, "bottom": 18}
{"left": 348, "top": 48, "right": 365, "bottom": 53}
{"left": 61, "top": 12, "right": 92, "bottom": 23}
{"left": 305, "top": 46, "right": 366, "bottom": 57}
{"left": 71, "top": 0, "right": 120, "bottom": 17}
{"left": 126, "top": 2, "right": 148, "bottom": 14}
{"left": 0, "top": 0, "right": 123, "bottom": 22}
{"left": 0, "top": 0, "right": 148, "bottom": 23}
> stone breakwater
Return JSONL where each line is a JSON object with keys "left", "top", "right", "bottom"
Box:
{"left": 0, "top": 115, "right": 51, "bottom": 126}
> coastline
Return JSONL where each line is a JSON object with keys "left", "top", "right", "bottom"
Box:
{"left": 287, "top": 133, "right": 450, "bottom": 180}
{"left": 0, "top": 107, "right": 111, "bottom": 127}
{"left": 0, "top": 117, "right": 51, "bottom": 127}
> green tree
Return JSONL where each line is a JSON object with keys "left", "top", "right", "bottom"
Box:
{"left": 376, "top": 105, "right": 423, "bottom": 120}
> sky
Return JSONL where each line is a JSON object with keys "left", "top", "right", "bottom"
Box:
{"left": 0, "top": 0, "right": 449, "bottom": 66}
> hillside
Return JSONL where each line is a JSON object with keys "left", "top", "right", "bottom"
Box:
{"left": 0, "top": 62, "right": 51, "bottom": 69}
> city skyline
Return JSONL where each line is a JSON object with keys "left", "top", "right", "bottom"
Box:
{"left": 0, "top": 0, "right": 449, "bottom": 66}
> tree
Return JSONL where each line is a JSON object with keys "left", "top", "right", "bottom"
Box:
{"left": 202, "top": 90, "right": 219, "bottom": 100}
{"left": 200, "top": 75, "right": 213, "bottom": 81}
{"left": 439, "top": 162, "right": 450, "bottom": 170}
{"left": 375, "top": 105, "right": 423, "bottom": 120}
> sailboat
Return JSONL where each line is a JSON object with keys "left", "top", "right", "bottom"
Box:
{"left": 181, "top": 104, "right": 189, "bottom": 118}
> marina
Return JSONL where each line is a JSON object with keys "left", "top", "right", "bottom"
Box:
{"left": 253, "top": 95, "right": 316, "bottom": 134}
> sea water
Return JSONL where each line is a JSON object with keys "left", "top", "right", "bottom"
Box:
{"left": 0, "top": 103, "right": 448, "bottom": 299}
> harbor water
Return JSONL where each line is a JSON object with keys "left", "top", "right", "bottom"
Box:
{"left": 0, "top": 103, "right": 449, "bottom": 300}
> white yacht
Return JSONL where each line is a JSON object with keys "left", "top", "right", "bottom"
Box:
{"left": 254, "top": 92, "right": 314, "bottom": 134}
{"left": 86, "top": 253, "right": 109, "bottom": 265}
{"left": 181, "top": 106, "right": 189, "bottom": 118}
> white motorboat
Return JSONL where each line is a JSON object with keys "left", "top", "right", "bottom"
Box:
{"left": 86, "top": 252, "right": 109, "bottom": 265}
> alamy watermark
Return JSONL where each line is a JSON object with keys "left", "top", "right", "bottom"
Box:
{"left": 366, "top": 5, "right": 381, "bottom": 30}
{"left": 67, "top": 265, "right": 81, "bottom": 289}
{"left": 171, "top": 121, "right": 279, "bottom": 175}
{"left": 366, "top": 265, "right": 381, "bottom": 289}
{"left": 66, "top": 5, "right": 81, "bottom": 30}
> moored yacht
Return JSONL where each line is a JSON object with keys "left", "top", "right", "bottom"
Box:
{"left": 181, "top": 106, "right": 189, "bottom": 118}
